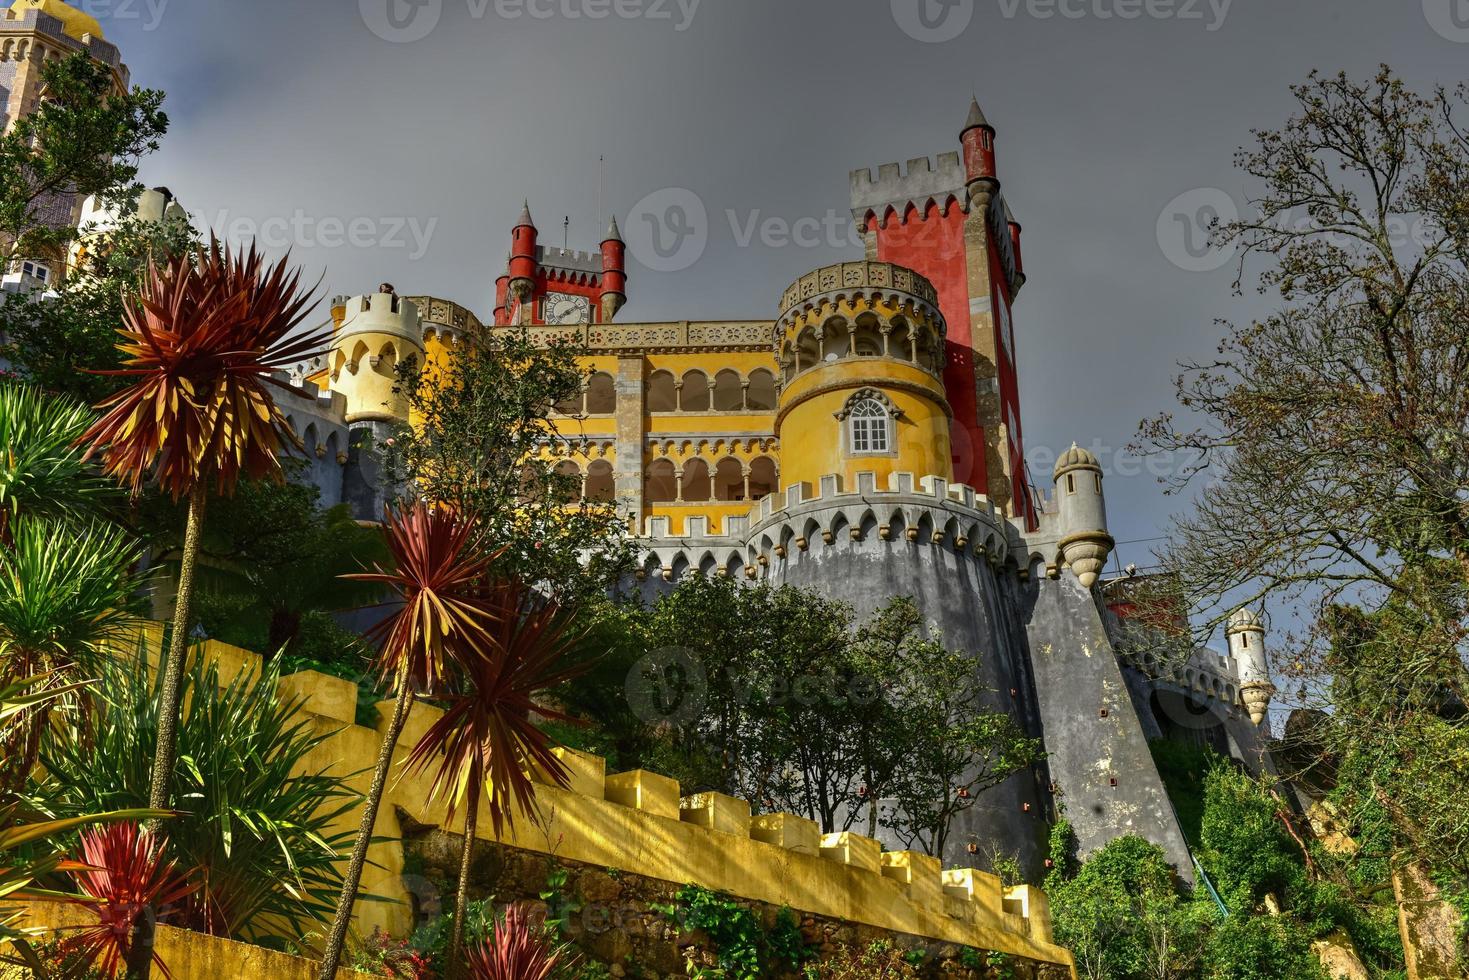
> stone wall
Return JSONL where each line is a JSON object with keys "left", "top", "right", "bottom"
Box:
{"left": 403, "top": 829, "right": 1072, "bottom": 979}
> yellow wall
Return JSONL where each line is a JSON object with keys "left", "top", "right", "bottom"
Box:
{"left": 777, "top": 357, "right": 951, "bottom": 491}
{"left": 99, "top": 630, "right": 1075, "bottom": 976}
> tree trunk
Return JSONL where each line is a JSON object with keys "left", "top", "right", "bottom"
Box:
{"left": 446, "top": 793, "right": 481, "bottom": 979}
{"left": 317, "top": 684, "right": 415, "bottom": 980}
{"left": 125, "top": 484, "right": 207, "bottom": 980}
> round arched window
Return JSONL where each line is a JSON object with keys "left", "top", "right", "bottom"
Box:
{"left": 848, "top": 397, "right": 890, "bottom": 453}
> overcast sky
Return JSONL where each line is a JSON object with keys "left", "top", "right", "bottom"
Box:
{"left": 57, "top": 0, "right": 1468, "bottom": 573}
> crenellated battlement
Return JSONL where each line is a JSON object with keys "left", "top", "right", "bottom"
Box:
{"left": 535, "top": 245, "right": 603, "bottom": 276}
{"left": 122, "top": 626, "right": 1074, "bottom": 973}
{"left": 633, "top": 470, "right": 1024, "bottom": 582}
{"left": 0, "top": 7, "right": 126, "bottom": 76}
{"left": 850, "top": 152, "right": 969, "bottom": 227}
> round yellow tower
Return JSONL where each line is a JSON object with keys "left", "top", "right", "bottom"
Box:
{"left": 774, "top": 261, "right": 952, "bottom": 490}
{"left": 328, "top": 284, "right": 425, "bottom": 424}
{"left": 8, "top": 0, "right": 104, "bottom": 41}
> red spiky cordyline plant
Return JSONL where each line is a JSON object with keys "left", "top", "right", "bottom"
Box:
{"left": 63, "top": 822, "right": 195, "bottom": 979}
{"left": 464, "top": 904, "right": 571, "bottom": 980}
{"left": 404, "top": 580, "right": 587, "bottom": 977}
{"left": 78, "top": 238, "right": 326, "bottom": 980}
{"left": 317, "top": 502, "right": 504, "bottom": 980}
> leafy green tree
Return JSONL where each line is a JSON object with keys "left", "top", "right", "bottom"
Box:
{"left": 0, "top": 382, "right": 114, "bottom": 541}
{"left": 1133, "top": 67, "right": 1469, "bottom": 969}
{"left": 386, "top": 324, "right": 635, "bottom": 601}
{"left": 0, "top": 208, "right": 196, "bottom": 405}
{"left": 872, "top": 603, "right": 1045, "bottom": 857}
{"left": 35, "top": 651, "right": 359, "bottom": 945}
{"left": 0, "top": 52, "right": 167, "bottom": 268}
{"left": 1049, "top": 835, "right": 1210, "bottom": 980}
{"left": 574, "top": 578, "right": 1041, "bottom": 851}
{"left": 136, "top": 460, "right": 388, "bottom": 666}
{"left": 0, "top": 515, "right": 141, "bottom": 795}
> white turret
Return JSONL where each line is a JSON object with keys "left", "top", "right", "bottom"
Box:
{"left": 1053, "top": 444, "right": 1114, "bottom": 588}
{"left": 328, "top": 284, "right": 425, "bottom": 424}
{"left": 1227, "top": 608, "right": 1274, "bottom": 725}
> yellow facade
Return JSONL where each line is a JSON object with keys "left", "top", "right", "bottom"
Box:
{"left": 323, "top": 262, "right": 959, "bottom": 538}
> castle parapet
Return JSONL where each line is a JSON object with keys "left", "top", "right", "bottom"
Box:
{"left": 634, "top": 470, "right": 1020, "bottom": 584}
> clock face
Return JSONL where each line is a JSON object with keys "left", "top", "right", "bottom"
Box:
{"left": 543, "top": 291, "right": 591, "bottom": 325}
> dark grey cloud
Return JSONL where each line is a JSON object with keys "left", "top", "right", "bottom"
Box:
{"left": 81, "top": 0, "right": 1467, "bottom": 567}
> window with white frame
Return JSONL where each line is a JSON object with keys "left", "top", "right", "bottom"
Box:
{"left": 848, "top": 397, "right": 890, "bottom": 453}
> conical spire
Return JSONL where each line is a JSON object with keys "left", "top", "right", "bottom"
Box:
{"left": 515, "top": 199, "right": 535, "bottom": 228}
{"left": 962, "top": 95, "right": 992, "bottom": 134}
{"left": 603, "top": 213, "right": 623, "bottom": 243}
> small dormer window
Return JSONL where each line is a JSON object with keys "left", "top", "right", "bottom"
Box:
{"left": 849, "top": 398, "right": 889, "bottom": 453}
{"left": 21, "top": 261, "right": 49, "bottom": 283}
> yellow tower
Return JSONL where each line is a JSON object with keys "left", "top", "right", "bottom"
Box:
{"left": 328, "top": 285, "right": 425, "bottom": 424}
{"left": 7, "top": 0, "right": 103, "bottom": 42}
{"left": 774, "top": 261, "right": 952, "bottom": 491}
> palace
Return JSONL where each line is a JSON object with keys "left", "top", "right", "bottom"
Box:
{"left": 275, "top": 100, "right": 1281, "bottom": 879}
{"left": 9, "top": 0, "right": 1280, "bottom": 882}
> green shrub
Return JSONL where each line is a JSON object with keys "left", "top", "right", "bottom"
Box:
{"left": 34, "top": 649, "right": 360, "bottom": 945}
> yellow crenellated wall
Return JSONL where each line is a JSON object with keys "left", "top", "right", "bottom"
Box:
{"left": 97, "top": 628, "right": 1077, "bottom": 977}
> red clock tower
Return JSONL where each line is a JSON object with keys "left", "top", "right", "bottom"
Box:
{"left": 493, "top": 202, "right": 628, "bottom": 326}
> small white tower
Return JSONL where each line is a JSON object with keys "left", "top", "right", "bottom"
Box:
{"left": 1053, "top": 443, "right": 1114, "bottom": 588}
{"left": 328, "top": 285, "right": 425, "bottom": 424}
{"left": 1227, "top": 608, "right": 1274, "bottom": 725}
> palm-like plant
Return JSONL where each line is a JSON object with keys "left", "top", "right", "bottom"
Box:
{"left": 404, "top": 581, "right": 584, "bottom": 976}
{"left": 317, "top": 503, "right": 503, "bottom": 980}
{"left": 79, "top": 239, "right": 325, "bottom": 980}
{"left": 0, "top": 382, "right": 113, "bottom": 543}
{"left": 0, "top": 514, "right": 141, "bottom": 795}
{"left": 78, "top": 239, "right": 326, "bottom": 816}
{"left": 0, "top": 675, "right": 163, "bottom": 977}
{"left": 463, "top": 904, "right": 572, "bottom": 980}
{"left": 63, "top": 821, "right": 195, "bottom": 979}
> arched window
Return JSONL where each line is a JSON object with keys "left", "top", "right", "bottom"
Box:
{"left": 681, "top": 459, "right": 711, "bottom": 501}
{"left": 586, "top": 460, "right": 615, "bottom": 502}
{"left": 555, "top": 460, "right": 583, "bottom": 502}
{"left": 848, "top": 397, "right": 890, "bottom": 454}
{"left": 647, "top": 371, "right": 677, "bottom": 413}
{"left": 711, "top": 369, "right": 744, "bottom": 411}
{"left": 680, "top": 370, "right": 710, "bottom": 412}
{"left": 713, "top": 458, "right": 745, "bottom": 501}
{"left": 748, "top": 457, "right": 778, "bottom": 501}
{"left": 646, "top": 458, "right": 677, "bottom": 502}
{"left": 747, "top": 369, "right": 777, "bottom": 411}
{"left": 585, "top": 372, "right": 616, "bottom": 415}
